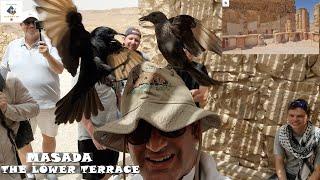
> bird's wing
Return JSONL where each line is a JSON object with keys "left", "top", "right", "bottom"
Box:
{"left": 55, "top": 83, "right": 103, "bottom": 124}
{"left": 169, "top": 15, "right": 222, "bottom": 56}
{"left": 106, "top": 48, "right": 144, "bottom": 81}
{"left": 34, "top": 0, "right": 85, "bottom": 76}
{"left": 35, "top": 0, "right": 107, "bottom": 124}
{"left": 54, "top": 56, "right": 123, "bottom": 125}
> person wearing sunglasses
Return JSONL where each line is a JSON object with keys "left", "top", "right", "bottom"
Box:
{"left": 94, "top": 61, "right": 230, "bottom": 180}
{"left": 1, "top": 10, "right": 63, "bottom": 180}
{"left": 272, "top": 99, "right": 320, "bottom": 180}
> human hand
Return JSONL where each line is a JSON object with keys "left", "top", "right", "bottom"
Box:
{"left": 38, "top": 41, "right": 50, "bottom": 58}
{"left": 190, "top": 87, "right": 208, "bottom": 104}
{"left": 92, "top": 138, "right": 107, "bottom": 150}
{"left": 0, "top": 92, "right": 8, "bottom": 113}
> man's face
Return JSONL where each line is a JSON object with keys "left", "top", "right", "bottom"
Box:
{"left": 20, "top": 18, "right": 39, "bottom": 37}
{"left": 127, "top": 122, "right": 200, "bottom": 180}
{"left": 123, "top": 34, "right": 141, "bottom": 51}
{"left": 287, "top": 108, "right": 308, "bottom": 133}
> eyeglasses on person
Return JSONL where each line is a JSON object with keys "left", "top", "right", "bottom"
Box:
{"left": 127, "top": 120, "right": 186, "bottom": 145}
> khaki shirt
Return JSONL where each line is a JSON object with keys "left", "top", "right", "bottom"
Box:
{"left": 0, "top": 73, "right": 39, "bottom": 180}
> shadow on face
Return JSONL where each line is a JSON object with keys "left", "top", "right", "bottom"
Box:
{"left": 127, "top": 120, "right": 201, "bottom": 180}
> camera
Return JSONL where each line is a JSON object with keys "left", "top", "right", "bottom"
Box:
{"left": 34, "top": 20, "right": 44, "bottom": 30}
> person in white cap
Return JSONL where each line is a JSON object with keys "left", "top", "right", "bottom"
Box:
{"left": 94, "top": 61, "right": 230, "bottom": 180}
{"left": 1, "top": 9, "right": 63, "bottom": 180}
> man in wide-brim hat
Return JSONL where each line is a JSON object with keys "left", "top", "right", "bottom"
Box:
{"left": 94, "top": 61, "right": 230, "bottom": 180}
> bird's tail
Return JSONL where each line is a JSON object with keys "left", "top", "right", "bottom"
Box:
{"left": 55, "top": 85, "right": 103, "bottom": 124}
{"left": 184, "top": 63, "right": 221, "bottom": 86}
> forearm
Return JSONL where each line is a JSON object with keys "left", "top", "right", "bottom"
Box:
{"left": 275, "top": 162, "right": 287, "bottom": 180}
{"left": 4, "top": 103, "right": 39, "bottom": 121}
{"left": 81, "top": 116, "right": 95, "bottom": 137}
{"left": 44, "top": 54, "right": 64, "bottom": 74}
{"left": 275, "top": 167, "right": 287, "bottom": 180}
{"left": 3, "top": 78, "right": 40, "bottom": 121}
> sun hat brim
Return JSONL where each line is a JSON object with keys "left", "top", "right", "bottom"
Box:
{"left": 94, "top": 101, "right": 220, "bottom": 152}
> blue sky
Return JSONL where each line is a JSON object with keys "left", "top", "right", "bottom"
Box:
{"left": 295, "top": 0, "right": 319, "bottom": 23}
{"left": 21, "top": 0, "right": 138, "bottom": 10}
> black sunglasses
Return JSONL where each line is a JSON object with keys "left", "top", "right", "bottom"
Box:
{"left": 127, "top": 120, "right": 186, "bottom": 145}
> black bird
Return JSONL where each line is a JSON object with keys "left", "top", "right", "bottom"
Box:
{"left": 139, "top": 11, "right": 222, "bottom": 86}
{"left": 34, "top": 0, "right": 144, "bottom": 124}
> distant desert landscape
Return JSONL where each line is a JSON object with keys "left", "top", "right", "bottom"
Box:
{"left": 80, "top": 8, "right": 140, "bottom": 33}
{"left": 0, "top": 7, "right": 140, "bottom": 43}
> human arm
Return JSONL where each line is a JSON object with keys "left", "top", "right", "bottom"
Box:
{"left": 38, "top": 41, "right": 64, "bottom": 74}
{"left": 190, "top": 86, "right": 208, "bottom": 104}
{"left": 274, "top": 130, "right": 287, "bottom": 180}
{"left": 309, "top": 144, "right": 320, "bottom": 180}
{"left": 2, "top": 76, "right": 39, "bottom": 121}
{"left": 81, "top": 115, "right": 107, "bottom": 150}
{"left": 275, "top": 155, "right": 287, "bottom": 180}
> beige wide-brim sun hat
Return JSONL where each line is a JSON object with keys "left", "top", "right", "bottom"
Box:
{"left": 94, "top": 61, "right": 221, "bottom": 152}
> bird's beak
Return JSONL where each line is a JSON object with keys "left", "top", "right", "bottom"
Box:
{"left": 139, "top": 16, "right": 148, "bottom": 21}
{"left": 117, "top": 33, "right": 126, "bottom": 36}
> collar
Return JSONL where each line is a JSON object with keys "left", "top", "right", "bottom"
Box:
{"left": 20, "top": 38, "right": 40, "bottom": 49}
{"left": 182, "top": 167, "right": 196, "bottom": 180}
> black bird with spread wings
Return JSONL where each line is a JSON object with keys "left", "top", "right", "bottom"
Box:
{"left": 139, "top": 11, "right": 221, "bottom": 86}
{"left": 34, "top": 0, "right": 143, "bottom": 124}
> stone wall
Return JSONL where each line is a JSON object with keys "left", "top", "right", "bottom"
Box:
{"left": 139, "top": 0, "right": 221, "bottom": 66}
{"left": 222, "top": 34, "right": 261, "bottom": 50}
{"left": 138, "top": 0, "right": 320, "bottom": 179}
{"left": 204, "top": 54, "right": 320, "bottom": 179}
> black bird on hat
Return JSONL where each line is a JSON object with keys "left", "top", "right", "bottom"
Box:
{"left": 139, "top": 11, "right": 222, "bottom": 86}
{"left": 34, "top": 0, "right": 144, "bottom": 124}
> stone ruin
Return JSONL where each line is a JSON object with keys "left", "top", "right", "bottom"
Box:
{"left": 315, "top": 3, "right": 320, "bottom": 33}
{"left": 222, "top": 0, "right": 319, "bottom": 51}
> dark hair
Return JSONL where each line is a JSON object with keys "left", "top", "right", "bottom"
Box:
{"left": 22, "top": 17, "right": 37, "bottom": 24}
{"left": 288, "top": 99, "right": 309, "bottom": 115}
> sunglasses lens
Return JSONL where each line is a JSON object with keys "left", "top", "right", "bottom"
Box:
{"left": 127, "top": 121, "right": 151, "bottom": 145}
{"left": 127, "top": 121, "right": 187, "bottom": 145}
{"left": 24, "top": 21, "right": 35, "bottom": 25}
{"left": 160, "top": 128, "right": 186, "bottom": 138}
